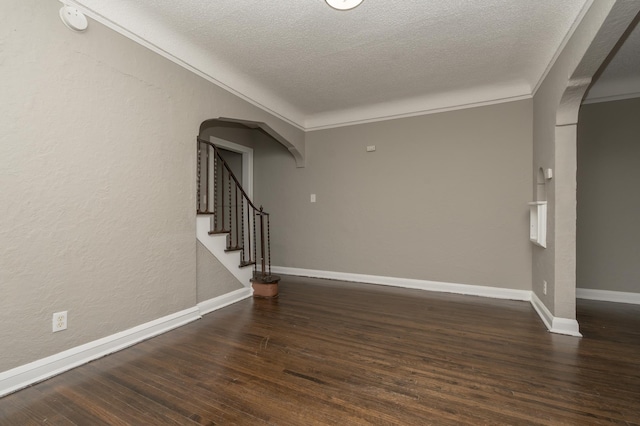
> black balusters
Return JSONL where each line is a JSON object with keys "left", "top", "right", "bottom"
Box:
{"left": 197, "top": 137, "right": 278, "bottom": 284}
{"left": 213, "top": 153, "right": 218, "bottom": 230}
{"left": 205, "top": 143, "right": 210, "bottom": 212}
{"left": 197, "top": 142, "right": 202, "bottom": 212}
{"left": 267, "top": 213, "right": 271, "bottom": 277}
{"left": 253, "top": 204, "right": 257, "bottom": 275}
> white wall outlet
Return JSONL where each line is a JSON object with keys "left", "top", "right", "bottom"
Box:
{"left": 543, "top": 280, "right": 547, "bottom": 295}
{"left": 310, "top": 194, "right": 316, "bottom": 203}
{"left": 366, "top": 145, "right": 376, "bottom": 152}
{"left": 53, "top": 311, "right": 67, "bottom": 332}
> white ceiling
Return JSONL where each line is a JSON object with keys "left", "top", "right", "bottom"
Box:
{"left": 71, "top": 0, "right": 606, "bottom": 130}
{"left": 585, "top": 16, "right": 640, "bottom": 103}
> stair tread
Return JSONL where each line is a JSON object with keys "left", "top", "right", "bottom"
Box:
{"left": 239, "top": 261, "right": 256, "bottom": 268}
{"left": 225, "top": 246, "right": 244, "bottom": 252}
{"left": 209, "top": 229, "right": 230, "bottom": 235}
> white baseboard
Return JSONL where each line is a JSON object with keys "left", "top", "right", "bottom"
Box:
{"left": 577, "top": 288, "right": 640, "bottom": 305}
{"left": 3, "top": 271, "right": 592, "bottom": 398}
{"left": 530, "top": 292, "right": 582, "bottom": 337}
{"left": 0, "top": 307, "right": 201, "bottom": 398}
{"left": 273, "top": 266, "right": 585, "bottom": 337}
{"left": 270, "top": 266, "right": 531, "bottom": 301}
{"left": 198, "top": 288, "right": 253, "bottom": 315}
{"left": 0, "top": 285, "right": 256, "bottom": 398}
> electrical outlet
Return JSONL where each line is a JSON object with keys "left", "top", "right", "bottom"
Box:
{"left": 53, "top": 311, "right": 67, "bottom": 332}
{"left": 543, "top": 280, "right": 547, "bottom": 295}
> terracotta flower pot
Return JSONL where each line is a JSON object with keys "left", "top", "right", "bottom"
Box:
{"left": 252, "top": 282, "right": 279, "bottom": 298}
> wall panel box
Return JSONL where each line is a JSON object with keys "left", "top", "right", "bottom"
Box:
{"left": 529, "top": 201, "right": 547, "bottom": 248}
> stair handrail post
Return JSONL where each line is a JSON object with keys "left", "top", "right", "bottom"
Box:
{"left": 267, "top": 213, "right": 271, "bottom": 277}
{"left": 258, "top": 206, "right": 266, "bottom": 278}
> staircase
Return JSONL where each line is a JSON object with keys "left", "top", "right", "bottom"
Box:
{"left": 196, "top": 137, "right": 280, "bottom": 297}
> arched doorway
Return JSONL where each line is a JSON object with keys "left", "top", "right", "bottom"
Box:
{"left": 535, "top": 1, "right": 640, "bottom": 335}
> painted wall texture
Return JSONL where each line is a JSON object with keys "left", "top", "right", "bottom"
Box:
{"left": 577, "top": 98, "right": 640, "bottom": 293}
{"left": 3, "top": 0, "right": 636, "bottom": 377}
{"left": 200, "top": 124, "right": 257, "bottom": 150}
{"left": 196, "top": 242, "right": 243, "bottom": 302}
{"left": 532, "top": 0, "right": 638, "bottom": 319}
{"left": 0, "top": 0, "right": 301, "bottom": 372}
{"left": 253, "top": 101, "right": 534, "bottom": 290}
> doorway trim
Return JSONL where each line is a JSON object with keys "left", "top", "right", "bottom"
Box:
{"left": 210, "top": 137, "right": 253, "bottom": 200}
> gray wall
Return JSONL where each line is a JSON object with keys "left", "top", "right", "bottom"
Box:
{"left": 7, "top": 1, "right": 625, "bottom": 376}
{"left": 197, "top": 242, "right": 243, "bottom": 302}
{"left": 0, "top": 0, "right": 301, "bottom": 372}
{"left": 255, "top": 100, "right": 534, "bottom": 290}
{"left": 201, "top": 124, "right": 257, "bottom": 151}
{"left": 531, "top": 0, "right": 638, "bottom": 319}
{"left": 218, "top": 149, "right": 243, "bottom": 186}
{"left": 577, "top": 98, "right": 640, "bottom": 293}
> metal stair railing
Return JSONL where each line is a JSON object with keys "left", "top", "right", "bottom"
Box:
{"left": 197, "top": 137, "right": 278, "bottom": 284}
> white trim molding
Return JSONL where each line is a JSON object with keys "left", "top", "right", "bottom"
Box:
{"left": 304, "top": 88, "right": 531, "bottom": 131}
{"left": 273, "top": 266, "right": 586, "bottom": 337}
{"left": 270, "top": 266, "right": 531, "bottom": 301}
{"left": 0, "top": 307, "right": 201, "bottom": 397}
{"left": 198, "top": 288, "right": 253, "bottom": 316}
{"left": 577, "top": 288, "right": 640, "bottom": 305}
{"left": 61, "top": 0, "right": 592, "bottom": 132}
{"left": 61, "top": 0, "right": 305, "bottom": 130}
{"left": 530, "top": 293, "right": 582, "bottom": 337}
{"left": 582, "top": 91, "right": 640, "bottom": 105}
{"left": 0, "top": 286, "right": 256, "bottom": 397}
{"left": 531, "top": 0, "right": 594, "bottom": 96}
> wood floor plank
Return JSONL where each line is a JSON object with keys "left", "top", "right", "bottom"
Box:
{"left": 0, "top": 384, "right": 76, "bottom": 426}
{"left": 94, "top": 357, "right": 264, "bottom": 424}
{"left": 1, "top": 276, "right": 640, "bottom": 425}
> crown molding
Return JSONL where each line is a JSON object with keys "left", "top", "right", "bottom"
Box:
{"left": 582, "top": 91, "right": 640, "bottom": 104}
{"left": 304, "top": 85, "right": 532, "bottom": 131}
{"left": 63, "top": 0, "right": 306, "bottom": 130}
{"left": 583, "top": 75, "right": 640, "bottom": 104}
{"left": 66, "top": 1, "right": 591, "bottom": 132}
{"left": 532, "top": 0, "right": 594, "bottom": 96}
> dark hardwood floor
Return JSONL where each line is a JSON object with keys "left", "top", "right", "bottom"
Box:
{"left": 1, "top": 276, "right": 639, "bottom": 425}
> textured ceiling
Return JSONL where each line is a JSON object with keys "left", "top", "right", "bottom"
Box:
{"left": 72, "top": 0, "right": 593, "bottom": 129}
{"left": 586, "top": 16, "right": 640, "bottom": 103}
